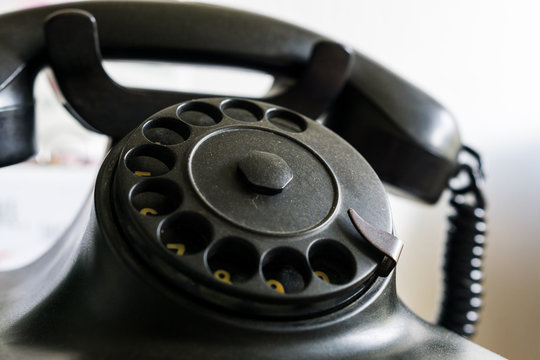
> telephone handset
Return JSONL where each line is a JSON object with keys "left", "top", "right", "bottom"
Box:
{"left": 0, "top": 2, "right": 498, "bottom": 359}
{"left": 0, "top": 1, "right": 457, "bottom": 203}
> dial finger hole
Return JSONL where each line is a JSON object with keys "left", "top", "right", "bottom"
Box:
{"left": 125, "top": 144, "right": 175, "bottom": 177}
{"left": 130, "top": 179, "right": 182, "bottom": 217}
{"left": 207, "top": 237, "right": 259, "bottom": 284}
{"left": 160, "top": 212, "right": 213, "bottom": 256}
{"left": 143, "top": 117, "right": 190, "bottom": 145}
{"left": 262, "top": 247, "right": 311, "bottom": 294}
{"left": 267, "top": 109, "right": 307, "bottom": 133}
{"left": 309, "top": 240, "right": 356, "bottom": 285}
{"left": 177, "top": 101, "right": 222, "bottom": 126}
{"left": 221, "top": 99, "right": 263, "bottom": 122}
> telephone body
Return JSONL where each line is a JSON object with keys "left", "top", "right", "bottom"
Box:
{"left": 0, "top": 2, "right": 500, "bottom": 359}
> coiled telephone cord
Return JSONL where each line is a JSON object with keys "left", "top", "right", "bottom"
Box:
{"left": 438, "top": 146, "right": 487, "bottom": 338}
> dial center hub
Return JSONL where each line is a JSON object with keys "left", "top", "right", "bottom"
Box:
{"left": 188, "top": 128, "right": 337, "bottom": 235}
{"left": 237, "top": 150, "right": 293, "bottom": 195}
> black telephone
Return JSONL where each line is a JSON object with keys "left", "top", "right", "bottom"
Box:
{"left": 0, "top": 2, "right": 499, "bottom": 359}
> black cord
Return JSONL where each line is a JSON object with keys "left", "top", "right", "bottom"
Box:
{"left": 437, "top": 146, "right": 487, "bottom": 338}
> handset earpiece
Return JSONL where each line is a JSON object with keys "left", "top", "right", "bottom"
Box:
{"left": 0, "top": 54, "right": 38, "bottom": 167}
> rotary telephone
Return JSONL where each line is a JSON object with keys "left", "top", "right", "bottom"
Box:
{"left": 0, "top": 2, "right": 501, "bottom": 359}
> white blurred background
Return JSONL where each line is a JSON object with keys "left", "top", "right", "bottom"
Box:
{"left": 1, "top": 1, "right": 539, "bottom": 359}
